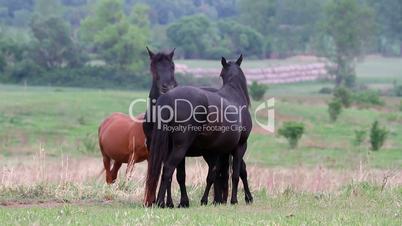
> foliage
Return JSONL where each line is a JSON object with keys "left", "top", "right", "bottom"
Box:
{"left": 321, "top": 0, "right": 375, "bottom": 87}
{"left": 328, "top": 98, "right": 342, "bottom": 122}
{"left": 79, "top": 0, "right": 150, "bottom": 71}
{"left": 353, "top": 90, "right": 384, "bottom": 106}
{"left": 217, "top": 20, "right": 264, "bottom": 57}
{"left": 33, "top": 0, "right": 63, "bottom": 19}
{"left": 370, "top": 120, "right": 388, "bottom": 151}
{"left": 278, "top": 122, "right": 305, "bottom": 149}
{"left": 394, "top": 85, "right": 402, "bottom": 97}
{"left": 318, "top": 87, "right": 333, "bottom": 94}
{"left": 2, "top": 65, "right": 151, "bottom": 89}
{"left": 353, "top": 129, "right": 366, "bottom": 146}
{"left": 249, "top": 81, "right": 267, "bottom": 101}
{"left": 166, "top": 14, "right": 221, "bottom": 59}
{"left": 368, "top": 0, "right": 402, "bottom": 56}
{"left": 30, "top": 16, "right": 85, "bottom": 69}
{"left": 333, "top": 86, "right": 352, "bottom": 108}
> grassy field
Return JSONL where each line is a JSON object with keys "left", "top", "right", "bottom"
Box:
{"left": 1, "top": 56, "right": 402, "bottom": 225}
{"left": 1, "top": 184, "right": 401, "bottom": 225}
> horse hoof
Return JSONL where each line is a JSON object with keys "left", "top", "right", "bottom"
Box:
{"left": 200, "top": 199, "right": 208, "bottom": 206}
{"left": 245, "top": 196, "right": 253, "bottom": 204}
{"left": 166, "top": 201, "right": 174, "bottom": 208}
{"left": 156, "top": 200, "right": 165, "bottom": 208}
{"left": 177, "top": 201, "right": 189, "bottom": 208}
{"left": 230, "top": 199, "right": 238, "bottom": 205}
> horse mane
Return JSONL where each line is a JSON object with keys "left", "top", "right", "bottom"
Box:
{"left": 224, "top": 63, "right": 251, "bottom": 107}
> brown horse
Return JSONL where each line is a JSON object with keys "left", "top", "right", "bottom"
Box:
{"left": 98, "top": 112, "right": 148, "bottom": 184}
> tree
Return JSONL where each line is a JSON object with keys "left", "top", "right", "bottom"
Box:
{"left": 166, "top": 14, "right": 221, "bottom": 58}
{"left": 321, "top": 0, "right": 375, "bottom": 87}
{"left": 217, "top": 21, "right": 264, "bottom": 57}
{"left": 30, "top": 16, "right": 84, "bottom": 69}
{"left": 33, "top": 0, "right": 64, "bottom": 19}
{"left": 278, "top": 122, "right": 305, "bottom": 149}
{"left": 237, "top": 0, "right": 276, "bottom": 56}
{"left": 272, "top": 0, "right": 324, "bottom": 57}
{"left": 370, "top": 120, "right": 388, "bottom": 151}
{"left": 80, "top": 0, "right": 150, "bottom": 71}
{"left": 368, "top": 0, "right": 402, "bottom": 56}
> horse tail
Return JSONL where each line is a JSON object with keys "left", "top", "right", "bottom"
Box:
{"left": 144, "top": 95, "right": 171, "bottom": 206}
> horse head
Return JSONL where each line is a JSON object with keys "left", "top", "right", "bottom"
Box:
{"left": 147, "top": 47, "right": 177, "bottom": 95}
{"left": 220, "top": 54, "right": 250, "bottom": 106}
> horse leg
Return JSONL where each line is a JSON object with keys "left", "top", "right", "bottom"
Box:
{"left": 176, "top": 159, "right": 189, "bottom": 208}
{"left": 214, "top": 154, "right": 229, "bottom": 204}
{"left": 165, "top": 183, "right": 174, "bottom": 208}
{"left": 103, "top": 155, "right": 113, "bottom": 184}
{"left": 230, "top": 143, "right": 247, "bottom": 205}
{"left": 111, "top": 161, "right": 122, "bottom": 183}
{"left": 156, "top": 144, "right": 189, "bottom": 208}
{"left": 201, "top": 155, "right": 218, "bottom": 205}
{"left": 240, "top": 159, "right": 253, "bottom": 204}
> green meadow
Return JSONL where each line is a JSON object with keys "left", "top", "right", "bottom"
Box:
{"left": 1, "top": 56, "right": 402, "bottom": 225}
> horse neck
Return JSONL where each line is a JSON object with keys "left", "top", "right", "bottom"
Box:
{"left": 149, "top": 81, "right": 160, "bottom": 100}
{"left": 145, "top": 81, "right": 159, "bottom": 125}
{"left": 222, "top": 77, "right": 250, "bottom": 107}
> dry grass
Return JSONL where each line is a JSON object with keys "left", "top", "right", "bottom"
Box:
{"left": 1, "top": 148, "right": 401, "bottom": 204}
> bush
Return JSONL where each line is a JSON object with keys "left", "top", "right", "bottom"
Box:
{"left": 353, "top": 90, "right": 384, "bottom": 106}
{"left": 370, "top": 121, "right": 388, "bottom": 151}
{"left": 278, "top": 122, "right": 305, "bottom": 149}
{"left": 328, "top": 98, "right": 343, "bottom": 122}
{"left": 318, "top": 87, "right": 333, "bottom": 94}
{"left": 394, "top": 85, "right": 402, "bottom": 97}
{"left": 249, "top": 81, "right": 267, "bottom": 101}
{"left": 4, "top": 65, "right": 151, "bottom": 90}
{"left": 353, "top": 129, "right": 366, "bottom": 146}
{"left": 334, "top": 86, "right": 352, "bottom": 107}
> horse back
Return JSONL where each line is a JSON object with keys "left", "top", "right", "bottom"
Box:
{"left": 98, "top": 113, "right": 134, "bottom": 162}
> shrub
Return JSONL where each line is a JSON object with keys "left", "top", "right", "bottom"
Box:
{"left": 394, "top": 85, "right": 402, "bottom": 97}
{"left": 353, "top": 90, "right": 384, "bottom": 106}
{"left": 249, "top": 81, "right": 267, "bottom": 101}
{"left": 278, "top": 122, "right": 305, "bottom": 149}
{"left": 353, "top": 129, "right": 366, "bottom": 146}
{"left": 370, "top": 121, "right": 388, "bottom": 151}
{"left": 328, "top": 98, "right": 343, "bottom": 122}
{"left": 333, "top": 86, "right": 352, "bottom": 107}
{"left": 318, "top": 87, "right": 333, "bottom": 94}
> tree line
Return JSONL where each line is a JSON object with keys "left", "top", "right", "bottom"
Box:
{"left": 0, "top": 0, "right": 401, "bottom": 88}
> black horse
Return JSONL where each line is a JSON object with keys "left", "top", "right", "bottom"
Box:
{"left": 143, "top": 48, "right": 223, "bottom": 208}
{"left": 145, "top": 55, "right": 253, "bottom": 207}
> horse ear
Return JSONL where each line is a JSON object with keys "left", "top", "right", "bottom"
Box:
{"left": 236, "top": 54, "right": 243, "bottom": 66}
{"left": 168, "top": 48, "right": 175, "bottom": 60}
{"left": 146, "top": 46, "right": 155, "bottom": 59}
{"left": 221, "top": 57, "right": 228, "bottom": 67}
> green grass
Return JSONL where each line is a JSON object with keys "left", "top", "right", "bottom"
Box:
{"left": 1, "top": 54, "right": 402, "bottom": 225}
{"left": 0, "top": 183, "right": 401, "bottom": 225}
{"left": 0, "top": 83, "right": 401, "bottom": 168}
